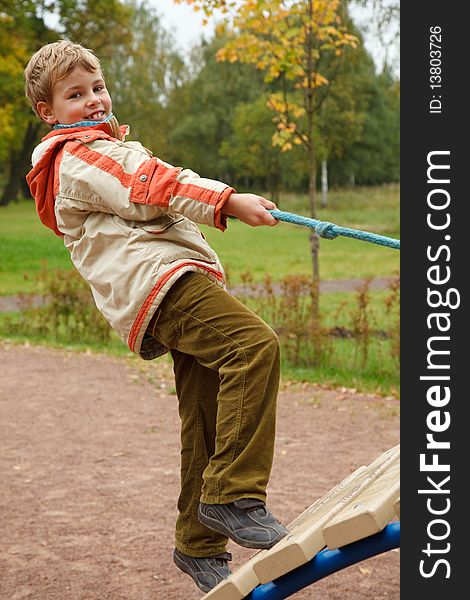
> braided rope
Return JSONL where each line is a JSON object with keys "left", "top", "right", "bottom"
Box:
{"left": 269, "top": 210, "right": 400, "bottom": 250}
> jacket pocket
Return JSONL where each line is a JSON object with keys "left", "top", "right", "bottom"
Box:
{"left": 161, "top": 250, "right": 218, "bottom": 265}
{"left": 131, "top": 215, "right": 220, "bottom": 266}
{"left": 137, "top": 216, "right": 185, "bottom": 234}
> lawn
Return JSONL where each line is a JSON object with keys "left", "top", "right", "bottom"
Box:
{"left": 0, "top": 185, "right": 400, "bottom": 396}
{"left": 0, "top": 184, "right": 400, "bottom": 295}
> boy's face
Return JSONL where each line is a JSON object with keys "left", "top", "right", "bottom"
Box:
{"left": 37, "top": 66, "right": 112, "bottom": 126}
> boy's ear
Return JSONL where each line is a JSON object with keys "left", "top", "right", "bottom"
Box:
{"left": 36, "top": 101, "right": 57, "bottom": 125}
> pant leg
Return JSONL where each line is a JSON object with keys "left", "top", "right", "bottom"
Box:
{"left": 171, "top": 349, "right": 229, "bottom": 556}
{"left": 151, "top": 272, "right": 280, "bottom": 555}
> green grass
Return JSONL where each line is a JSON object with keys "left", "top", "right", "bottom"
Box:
{"left": 0, "top": 329, "right": 398, "bottom": 397}
{"left": 204, "top": 222, "right": 399, "bottom": 283}
{"left": 283, "top": 183, "right": 400, "bottom": 234}
{"left": 283, "top": 338, "right": 400, "bottom": 398}
{"left": 0, "top": 328, "right": 130, "bottom": 357}
{"left": 0, "top": 201, "right": 71, "bottom": 295}
{"left": 0, "top": 185, "right": 399, "bottom": 294}
{"left": 240, "top": 288, "right": 399, "bottom": 328}
{"left": 203, "top": 183, "right": 400, "bottom": 283}
{"left": 0, "top": 283, "right": 399, "bottom": 393}
{"left": 0, "top": 185, "right": 400, "bottom": 396}
{"left": 237, "top": 286, "right": 399, "bottom": 397}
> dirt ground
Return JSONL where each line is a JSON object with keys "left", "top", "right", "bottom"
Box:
{"left": 0, "top": 341, "right": 400, "bottom": 600}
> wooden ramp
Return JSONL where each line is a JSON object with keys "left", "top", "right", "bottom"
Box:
{"left": 202, "top": 444, "right": 400, "bottom": 600}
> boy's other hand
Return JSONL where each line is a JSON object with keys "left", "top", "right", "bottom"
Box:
{"left": 223, "top": 193, "right": 278, "bottom": 227}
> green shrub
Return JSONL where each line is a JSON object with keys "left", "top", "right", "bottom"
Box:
{"left": 0, "top": 265, "right": 400, "bottom": 396}
{"left": 235, "top": 272, "right": 400, "bottom": 381}
{"left": 3, "top": 265, "right": 112, "bottom": 345}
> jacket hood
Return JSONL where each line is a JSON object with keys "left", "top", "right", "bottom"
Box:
{"left": 26, "top": 120, "right": 129, "bottom": 237}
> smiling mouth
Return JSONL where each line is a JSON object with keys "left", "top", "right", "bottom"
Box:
{"left": 86, "top": 110, "right": 106, "bottom": 120}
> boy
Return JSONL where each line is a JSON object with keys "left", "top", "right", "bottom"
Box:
{"left": 24, "top": 40, "right": 288, "bottom": 592}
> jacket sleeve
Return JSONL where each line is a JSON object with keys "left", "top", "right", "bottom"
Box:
{"left": 60, "top": 138, "right": 234, "bottom": 231}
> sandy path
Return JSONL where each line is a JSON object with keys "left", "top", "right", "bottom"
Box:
{"left": 0, "top": 342, "right": 399, "bottom": 599}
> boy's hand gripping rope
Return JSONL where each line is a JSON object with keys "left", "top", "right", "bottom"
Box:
{"left": 268, "top": 210, "right": 400, "bottom": 250}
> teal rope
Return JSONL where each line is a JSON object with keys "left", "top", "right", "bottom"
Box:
{"left": 269, "top": 210, "right": 400, "bottom": 250}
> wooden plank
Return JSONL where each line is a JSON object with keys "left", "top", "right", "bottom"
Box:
{"left": 203, "top": 559, "right": 260, "bottom": 600}
{"left": 253, "top": 445, "right": 400, "bottom": 584}
{"left": 322, "top": 456, "right": 400, "bottom": 549}
{"left": 394, "top": 497, "right": 400, "bottom": 518}
{"left": 202, "top": 464, "right": 370, "bottom": 600}
{"left": 201, "top": 444, "right": 400, "bottom": 598}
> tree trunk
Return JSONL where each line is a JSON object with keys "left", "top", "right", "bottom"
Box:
{"left": 308, "top": 142, "right": 320, "bottom": 319}
{"left": 321, "top": 160, "right": 328, "bottom": 208}
{"left": 0, "top": 156, "right": 21, "bottom": 206}
{"left": 268, "top": 169, "right": 280, "bottom": 206}
{"left": 0, "top": 121, "right": 41, "bottom": 206}
{"left": 306, "top": 0, "right": 320, "bottom": 320}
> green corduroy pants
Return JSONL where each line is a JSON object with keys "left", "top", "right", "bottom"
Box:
{"left": 148, "top": 272, "right": 280, "bottom": 557}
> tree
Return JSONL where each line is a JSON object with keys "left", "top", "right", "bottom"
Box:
{"left": 55, "top": 0, "right": 132, "bottom": 60}
{"left": 162, "top": 35, "right": 265, "bottom": 181}
{"left": 0, "top": 12, "right": 28, "bottom": 162}
{"left": 102, "top": 1, "right": 183, "bottom": 156}
{"left": 220, "top": 96, "right": 304, "bottom": 202}
{"left": 328, "top": 70, "right": 399, "bottom": 185}
{"left": 349, "top": 0, "right": 399, "bottom": 75}
{"left": 0, "top": 1, "right": 55, "bottom": 206}
{"left": 315, "top": 22, "right": 376, "bottom": 183}
{"left": 177, "top": 0, "right": 359, "bottom": 318}
{"left": 0, "top": 0, "right": 132, "bottom": 206}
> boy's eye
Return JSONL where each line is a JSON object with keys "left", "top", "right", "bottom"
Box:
{"left": 94, "top": 86, "right": 105, "bottom": 92}
{"left": 69, "top": 92, "right": 81, "bottom": 99}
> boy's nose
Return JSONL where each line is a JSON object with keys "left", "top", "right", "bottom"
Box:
{"left": 87, "top": 94, "right": 100, "bottom": 106}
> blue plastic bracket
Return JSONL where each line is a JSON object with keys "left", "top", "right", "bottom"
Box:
{"left": 246, "top": 522, "right": 400, "bottom": 600}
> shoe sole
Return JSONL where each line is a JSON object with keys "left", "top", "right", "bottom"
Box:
{"left": 198, "top": 507, "right": 287, "bottom": 550}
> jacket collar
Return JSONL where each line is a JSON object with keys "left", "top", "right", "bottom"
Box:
{"left": 28, "top": 120, "right": 129, "bottom": 237}
{"left": 43, "top": 116, "right": 129, "bottom": 142}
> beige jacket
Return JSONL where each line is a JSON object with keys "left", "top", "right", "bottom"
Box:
{"left": 27, "top": 122, "right": 235, "bottom": 359}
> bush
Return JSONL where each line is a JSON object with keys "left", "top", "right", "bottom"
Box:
{"left": 1, "top": 266, "right": 400, "bottom": 394}
{"left": 3, "top": 265, "right": 112, "bottom": 345}
{"left": 235, "top": 271, "right": 400, "bottom": 376}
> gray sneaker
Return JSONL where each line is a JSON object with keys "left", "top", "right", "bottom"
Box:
{"left": 173, "top": 548, "right": 232, "bottom": 593}
{"left": 198, "top": 498, "right": 289, "bottom": 550}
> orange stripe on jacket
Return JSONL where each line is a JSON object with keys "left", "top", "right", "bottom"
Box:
{"left": 66, "top": 142, "right": 184, "bottom": 209}
{"left": 128, "top": 263, "right": 224, "bottom": 351}
{"left": 171, "top": 180, "right": 223, "bottom": 206}
{"left": 130, "top": 159, "right": 180, "bottom": 207}
{"left": 65, "top": 141, "right": 133, "bottom": 189}
{"left": 26, "top": 145, "right": 66, "bottom": 237}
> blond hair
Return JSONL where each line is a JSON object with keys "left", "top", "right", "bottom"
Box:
{"left": 24, "top": 40, "right": 102, "bottom": 118}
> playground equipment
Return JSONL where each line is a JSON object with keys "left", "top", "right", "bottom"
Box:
{"left": 247, "top": 523, "right": 400, "bottom": 600}
{"left": 202, "top": 212, "right": 400, "bottom": 599}
{"left": 203, "top": 445, "right": 400, "bottom": 599}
